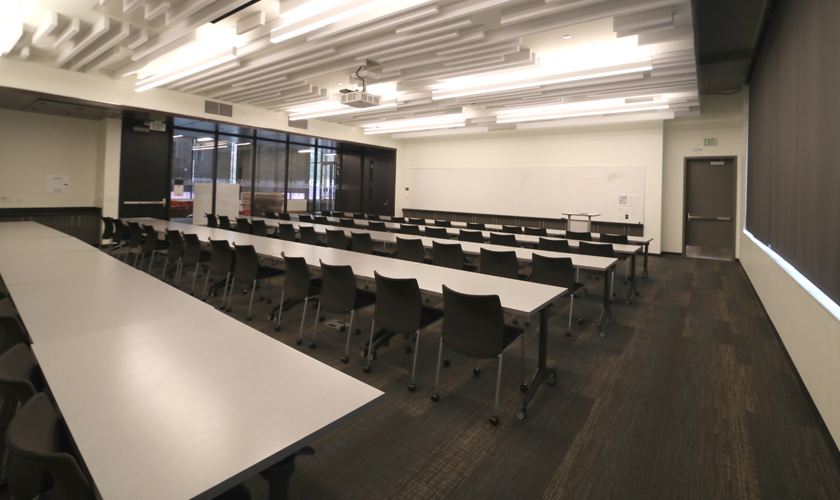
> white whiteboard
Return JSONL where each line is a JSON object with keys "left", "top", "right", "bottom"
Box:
{"left": 403, "top": 165, "right": 645, "bottom": 224}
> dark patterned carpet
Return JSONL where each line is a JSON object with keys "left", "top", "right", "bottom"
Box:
{"left": 8, "top": 252, "right": 840, "bottom": 499}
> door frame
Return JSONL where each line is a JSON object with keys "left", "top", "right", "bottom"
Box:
{"left": 682, "top": 156, "right": 738, "bottom": 259}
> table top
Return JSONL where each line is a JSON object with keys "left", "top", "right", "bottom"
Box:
{"left": 0, "top": 236, "right": 97, "bottom": 256}
{"left": 0, "top": 221, "right": 73, "bottom": 241}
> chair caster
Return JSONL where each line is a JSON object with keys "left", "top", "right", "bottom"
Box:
{"left": 565, "top": 331, "right": 571, "bottom": 337}
{"left": 266, "top": 299, "right": 272, "bottom": 304}
{"left": 355, "top": 328, "right": 361, "bottom": 335}
{"left": 473, "top": 367, "right": 481, "bottom": 376}
{"left": 225, "top": 307, "right": 232, "bottom": 313}
{"left": 274, "top": 325, "right": 281, "bottom": 332}
{"left": 370, "top": 350, "right": 377, "bottom": 360}
{"left": 524, "top": 321, "right": 530, "bottom": 327}
{"left": 218, "top": 305, "right": 225, "bottom": 310}
{"left": 443, "top": 358, "right": 451, "bottom": 367}
{"left": 296, "top": 339, "right": 303, "bottom": 346}
{"left": 341, "top": 356, "right": 349, "bottom": 364}
{"left": 520, "top": 383, "right": 528, "bottom": 393}
{"left": 309, "top": 342, "right": 317, "bottom": 348}
{"left": 612, "top": 292, "right": 616, "bottom": 297}
{"left": 268, "top": 314, "right": 274, "bottom": 321}
{"left": 626, "top": 300, "right": 632, "bottom": 305}
{"left": 516, "top": 408, "right": 526, "bottom": 420}
{"left": 319, "top": 316, "right": 325, "bottom": 321}
{"left": 340, "top": 325, "right": 346, "bottom": 332}
{"left": 363, "top": 365, "right": 371, "bottom": 373}
{"left": 246, "top": 316, "right": 253, "bottom": 321}
{"left": 490, "top": 415, "right": 500, "bottom": 426}
{"left": 405, "top": 345, "right": 412, "bottom": 354}
{"left": 512, "top": 319, "right": 518, "bottom": 325}
{"left": 547, "top": 372, "right": 557, "bottom": 386}
{"left": 408, "top": 383, "right": 416, "bottom": 392}
{"left": 202, "top": 297, "right": 207, "bottom": 302}
{"left": 431, "top": 393, "right": 440, "bottom": 402}
{"left": 636, "top": 291, "right": 640, "bottom": 296}
{"left": 578, "top": 318, "right": 584, "bottom": 325}
{"left": 610, "top": 316, "right": 616, "bottom": 323}
{"left": 599, "top": 331, "right": 605, "bottom": 338}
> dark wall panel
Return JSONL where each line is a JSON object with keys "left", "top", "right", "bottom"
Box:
{"left": 339, "top": 153, "right": 362, "bottom": 213}
{"left": 119, "top": 114, "right": 171, "bottom": 219}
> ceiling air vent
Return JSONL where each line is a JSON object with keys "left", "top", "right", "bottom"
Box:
{"left": 289, "top": 119, "right": 308, "bottom": 130}
{"left": 205, "top": 100, "right": 232, "bottom": 118}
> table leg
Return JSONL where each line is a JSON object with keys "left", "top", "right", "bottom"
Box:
{"left": 641, "top": 243, "right": 649, "bottom": 282}
{"left": 598, "top": 266, "right": 616, "bottom": 337}
{"left": 260, "top": 446, "right": 315, "bottom": 500}
{"left": 626, "top": 252, "right": 639, "bottom": 304}
{"left": 517, "top": 307, "right": 555, "bottom": 420}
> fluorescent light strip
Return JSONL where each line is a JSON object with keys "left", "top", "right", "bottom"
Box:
{"left": 364, "top": 123, "right": 465, "bottom": 135}
{"left": 298, "top": 149, "right": 314, "bottom": 153}
{"left": 271, "top": 0, "right": 391, "bottom": 43}
{"left": 431, "top": 66, "right": 653, "bottom": 101}
{"left": 236, "top": 142, "right": 251, "bottom": 146}
{"left": 362, "top": 114, "right": 464, "bottom": 131}
{"left": 197, "top": 137, "right": 213, "bottom": 141}
{"left": 497, "top": 99, "right": 670, "bottom": 120}
{"left": 173, "top": 135, "right": 183, "bottom": 138}
{"left": 289, "top": 102, "right": 397, "bottom": 120}
{"left": 136, "top": 51, "right": 238, "bottom": 92}
{"left": 0, "top": 0, "right": 35, "bottom": 55}
{"left": 496, "top": 105, "right": 669, "bottom": 124}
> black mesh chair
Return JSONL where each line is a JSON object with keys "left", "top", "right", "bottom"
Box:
{"left": 319, "top": 211, "right": 332, "bottom": 217}
{"left": 182, "top": 234, "right": 212, "bottom": 296}
{"left": 326, "top": 229, "right": 350, "bottom": 250}
{"left": 531, "top": 254, "right": 585, "bottom": 336}
{"left": 299, "top": 226, "right": 319, "bottom": 245}
{"left": 0, "top": 343, "right": 41, "bottom": 407}
{"left": 206, "top": 213, "right": 218, "bottom": 227}
{"left": 391, "top": 217, "right": 406, "bottom": 223}
{"left": 408, "top": 218, "right": 425, "bottom": 225}
{"left": 367, "top": 214, "right": 380, "bottom": 221}
{"left": 489, "top": 233, "right": 518, "bottom": 247}
{"left": 299, "top": 214, "right": 314, "bottom": 223}
{"left": 0, "top": 299, "right": 28, "bottom": 353}
{"left": 600, "top": 234, "right": 630, "bottom": 280}
{"left": 274, "top": 253, "right": 323, "bottom": 339}
{"left": 368, "top": 221, "right": 387, "bottom": 232}
{"left": 434, "top": 220, "right": 451, "bottom": 227}
{"left": 400, "top": 224, "right": 421, "bottom": 235}
{"left": 432, "top": 241, "right": 475, "bottom": 271}
{"left": 579, "top": 242, "right": 617, "bottom": 296}
{"left": 396, "top": 237, "right": 427, "bottom": 263}
{"left": 162, "top": 230, "right": 186, "bottom": 285}
{"left": 276, "top": 224, "right": 297, "bottom": 242}
{"left": 229, "top": 245, "right": 284, "bottom": 320}
{"left": 538, "top": 237, "right": 570, "bottom": 253}
{"left": 139, "top": 225, "right": 169, "bottom": 273}
{"left": 110, "top": 219, "right": 129, "bottom": 255}
{"left": 431, "top": 286, "right": 526, "bottom": 426}
{"left": 425, "top": 227, "right": 449, "bottom": 239}
{"left": 502, "top": 225, "right": 523, "bottom": 234}
{"left": 203, "top": 239, "right": 235, "bottom": 304}
{"left": 459, "top": 229, "right": 484, "bottom": 243}
{"left": 251, "top": 219, "right": 268, "bottom": 237}
{"left": 466, "top": 222, "right": 485, "bottom": 230}
{"left": 566, "top": 230, "right": 592, "bottom": 241}
{"left": 340, "top": 218, "right": 357, "bottom": 228}
{"left": 353, "top": 213, "right": 366, "bottom": 219}
{"left": 351, "top": 232, "right": 373, "bottom": 254}
{"left": 218, "top": 215, "right": 232, "bottom": 230}
{"left": 314, "top": 216, "right": 329, "bottom": 225}
{"left": 236, "top": 218, "right": 251, "bottom": 234}
{"left": 310, "top": 261, "right": 376, "bottom": 363}
{"left": 364, "top": 272, "right": 444, "bottom": 389}
{"left": 524, "top": 227, "right": 547, "bottom": 236}
{"left": 479, "top": 247, "right": 520, "bottom": 280}
{"left": 124, "top": 222, "right": 144, "bottom": 265}
{"left": 278, "top": 212, "right": 291, "bottom": 221}
{"left": 264, "top": 212, "right": 277, "bottom": 219}
{"left": 100, "top": 217, "right": 114, "bottom": 252}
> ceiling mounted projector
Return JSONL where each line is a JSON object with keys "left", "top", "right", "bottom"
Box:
{"left": 340, "top": 63, "right": 381, "bottom": 108}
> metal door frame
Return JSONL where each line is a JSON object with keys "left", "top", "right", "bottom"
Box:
{"left": 682, "top": 156, "right": 738, "bottom": 259}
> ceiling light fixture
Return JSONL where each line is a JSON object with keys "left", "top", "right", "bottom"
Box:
{"left": 298, "top": 149, "right": 314, "bottom": 153}
{"left": 564, "top": 35, "right": 571, "bottom": 39}
{"left": 173, "top": 135, "right": 183, "bottom": 138}
{"left": 496, "top": 104, "right": 670, "bottom": 124}
{"left": 0, "top": 0, "right": 35, "bottom": 56}
{"left": 271, "top": 0, "right": 393, "bottom": 44}
{"left": 236, "top": 142, "right": 251, "bottom": 146}
{"left": 289, "top": 102, "right": 397, "bottom": 120}
{"left": 197, "top": 137, "right": 213, "bottom": 141}
{"left": 135, "top": 49, "right": 238, "bottom": 92}
{"left": 364, "top": 123, "right": 465, "bottom": 135}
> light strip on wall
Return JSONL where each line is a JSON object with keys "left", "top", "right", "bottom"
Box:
{"left": 136, "top": 50, "right": 238, "bottom": 92}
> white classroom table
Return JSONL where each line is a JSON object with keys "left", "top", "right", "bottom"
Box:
{"left": 0, "top": 220, "right": 74, "bottom": 240}
{"left": 0, "top": 221, "right": 384, "bottom": 500}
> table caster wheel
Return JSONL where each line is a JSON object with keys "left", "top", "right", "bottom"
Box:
{"left": 370, "top": 351, "right": 377, "bottom": 360}
{"left": 341, "top": 356, "right": 349, "bottom": 364}
{"left": 340, "top": 325, "right": 346, "bottom": 332}
{"left": 626, "top": 300, "right": 631, "bottom": 305}
{"left": 363, "top": 365, "right": 371, "bottom": 373}
{"left": 268, "top": 314, "right": 274, "bottom": 321}
{"left": 360, "top": 347, "right": 368, "bottom": 358}
{"left": 246, "top": 316, "right": 252, "bottom": 321}
{"left": 610, "top": 316, "right": 616, "bottom": 323}
{"left": 405, "top": 345, "right": 412, "bottom": 354}
{"left": 296, "top": 339, "right": 303, "bottom": 346}
{"left": 565, "top": 331, "right": 571, "bottom": 337}
{"left": 309, "top": 341, "right": 317, "bottom": 348}
{"left": 319, "top": 316, "right": 325, "bottom": 321}
{"left": 408, "top": 383, "right": 416, "bottom": 392}
{"left": 512, "top": 319, "right": 518, "bottom": 325}
{"left": 431, "top": 393, "right": 440, "bottom": 402}
{"left": 218, "top": 305, "right": 225, "bottom": 310}
{"left": 225, "top": 307, "right": 231, "bottom": 313}
{"left": 578, "top": 318, "right": 584, "bottom": 325}
{"left": 266, "top": 299, "right": 272, "bottom": 304}
{"left": 490, "top": 415, "right": 500, "bottom": 426}
{"left": 520, "top": 383, "right": 528, "bottom": 393}
{"left": 274, "top": 325, "right": 281, "bottom": 332}
{"left": 516, "top": 408, "right": 526, "bottom": 420}
{"left": 443, "top": 358, "right": 451, "bottom": 367}
{"left": 473, "top": 367, "right": 481, "bottom": 376}
{"left": 599, "top": 331, "right": 605, "bottom": 338}
{"left": 547, "top": 373, "right": 557, "bottom": 386}
{"left": 355, "top": 328, "right": 361, "bottom": 335}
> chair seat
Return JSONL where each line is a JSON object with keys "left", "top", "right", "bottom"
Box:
{"left": 256, "top": 266, "right": 285, "bottom": 280}
{"left": 420, "top": 305, "right": 444, "bottom": 328}
{"left": 502, "top": 325, "right": 524, "bottom": 350}
{"left": 354, "top": 289, "right": 377, "bottom": 310}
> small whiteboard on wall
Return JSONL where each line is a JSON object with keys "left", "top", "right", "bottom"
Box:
{"left": 192, "top": 183, "right": 242, "bottom": 223}
{"left": 403, "top": 165, "right": 646, "bottom": 224}
{"left": 45, "top": 175, "right": 70, "bottom": 193}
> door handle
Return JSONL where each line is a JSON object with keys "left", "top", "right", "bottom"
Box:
{"left": 687, "top": 213, "right": 700, "bottom": 220}
{"left": 124, "top": 198, "right": 167, "bottom": 205}
{"left": 717, "top": 217, "right": 732, "bottom": 221}
{"left": 687, "top": 214, "right": 732, "bottom": 221}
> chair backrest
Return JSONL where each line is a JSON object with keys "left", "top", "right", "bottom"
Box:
{"left": 276, "top": 224, "right": 296, "bottom": 242}
{"left": 489, "top": 233, "right": 518, "bottom": 247}
{"left": 314, "top": 216, "right": 329, "bottom": 225}
{"left": 319, "top": 261, "right": 358, "bottom": 314}
{"left": 101, "top": 217, "right": 114, "bottom": 239}
{"left": 251, "top": 219, "right": 268, "bottom": 237}
{"left": 326, "top": 229, "right": 349, "bottom": 250}
{"left": 299, "top": 214, "right": 314, "bottom": 223}
{"left": 165, "top": 230, "right": 185, "bottom": 259}
{"left": 502, "top": 225, "right": 523, "bottom": 234}
{"left": 351, "top": 232, "right": 373, "bottom": 254}
{"left": 320, "top": 211, "right": 332, "bottom": 217}
{"left": 367, "top": 214, "right": 380, "bottom": 221}
{"left": 0, "top": 343, "right": 39, "bottom": 405}
{"left": 466, "top": 222, "right": 485, "bottom": 230}
{"left": 368, "top": 221, "right": 387, "bottom": 232}
{"left": 235, "top": 218, "right": 251, "bottom": 234}
{"left": 111, "top": 219, "right": 126, "bottom": 243}
{"left": 538, "top": 237, "right": 570, "bottom": 253}
{"left": 282, "top": 254, "right": 312, "bottom": 301}
{"left": 400, "top": 224, "right": 421, "bottom": 235}
{"left": 391, "top": 217, "right": 406, "bottom": 223}
{"left": 208, "top": 239, "right": 234, "bottom": 275}
{"left": 218, "top": 216, "right": 232, "bottom": 230}
{"left": 127, "top": 222, "right": 144, "bottom": 247}
{"left": 442, "top": 285, "right": 506, "bottom": 359}
{"left": 299, "top": 226, "right": 318, "bottom": 245}
{"left": 566, "top": 230, "right": 592, "bottom": 241}
{"left": 396, "top": 237, "right": 425, "bottom": 263}
{"left": 0, "top": 299, "right": 28, "bottom": 349}
{"left": 479, "top": 248, "right": 518, "bottom": 279}
{"left": 264, "top": 212, "right": 277, "bottom": 219}
{"left": 530, "top": 254, "right": 575, "bottom": 288}
{"left": 142, "top": 226, "right": 159, "bottom": 252}
{"left": 181, "top": 234, "right": 203, "bottom": 266}
{"left": 434, "top": 220, "right": 451, "bottom": 227}
{"left": 233, "top": 244, "right": 260, "bottom": 282}
{"left": 524, "top": 226, "right": 547, "bottom": 236}
{"left": 278, "top": 212, "right": 291, "bottom": 220}
{"left": 425, "top": 227, "right": 449, "bottom": 239}
{"left": 7, "top": 393, "right": 94, "bottom": 500}
{"left": 432, "top": 241, "right": 465, "bottom": 270}
{"left": 579, "top": 241, "right": 615, "bottom": 257}
{"left": 340, "top": 218, "right": 357, "bottom": 228}
{"left": 374, "top": 272, "right": 422, "bottom": 334}
{"left": 600, "top": 233, "right": 628, "bottom": 244}
{"left": 205, "top": 213, "right": 217, "bottom": 227}
{"left": 354, "top": 213, "right": 366, "bottom": 219}
{"left": 459, "top": 229, "right": 484, "bottom": 243}
{"left": 408, "top": 218, "right": 425, "bottom": 225}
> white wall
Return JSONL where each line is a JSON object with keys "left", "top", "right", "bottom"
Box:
{"left": 662, "top": 93, "right": 748, "bottom": 254}
{"left": 399, "top": 121, "right": 665, "bottom": 254}
{"left": 0, "top": 108, "right": 103, "bottom": 208}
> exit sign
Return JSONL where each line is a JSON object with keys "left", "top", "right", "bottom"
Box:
{"left": 149, "top": 121, "right": 166, "bottom": 132}
{"left": 704, "top": 138, "right": 718, "bottom": 146}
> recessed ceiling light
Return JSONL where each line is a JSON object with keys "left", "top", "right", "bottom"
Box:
{"left": 337, "top": 82, "right": 342, "bottom": 85}
{"left": 197, "top": 137, "right": 213, "bottom": 141}
{"left": 564, "top": 35, "right": 571, "bottom": 39}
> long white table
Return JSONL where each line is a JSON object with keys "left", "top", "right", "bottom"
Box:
{"left": 0, "top": 221, "right": 384, "bottom": 500}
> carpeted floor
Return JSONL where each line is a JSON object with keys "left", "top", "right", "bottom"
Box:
{"left": 7, "top": 251, "right": 840, "bottom": 499}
